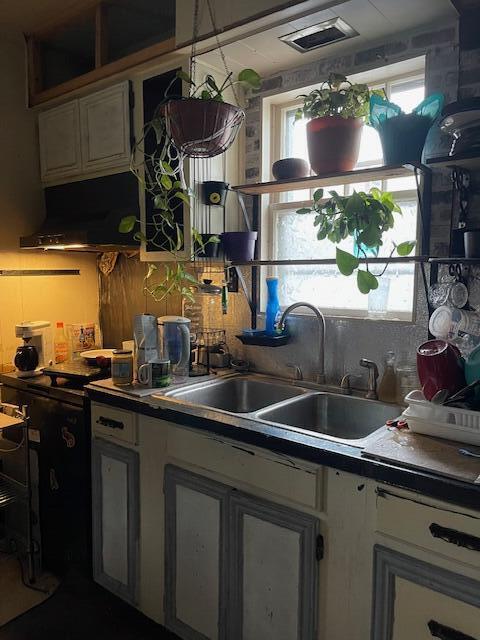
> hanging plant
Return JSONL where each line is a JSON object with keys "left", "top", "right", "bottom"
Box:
{"left": 119, "top": 67, "right": 259, "bottom": 302}
{"left": 297, "top": 187, "right": 416, "bottom": 294}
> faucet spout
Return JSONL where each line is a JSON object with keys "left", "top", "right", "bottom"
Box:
{"left": 279, "top": 302, "right": 326, "bottom": 384}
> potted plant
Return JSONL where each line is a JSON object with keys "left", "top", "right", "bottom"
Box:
{"left": 295, "top": 73, "right": 380, "bottom": 175}
{"left": 297, "top": 187, "right": 416, "bottom": 294}
{"left": 166, "top": 68, "right": 261, "bottom": 158}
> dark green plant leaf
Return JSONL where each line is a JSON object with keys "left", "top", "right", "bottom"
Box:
{"left": 119, "top": 215, "right": 136, "bottom": 233}
{"left": 313, "top": 188, "right": 324, "bottom": 202}
{"left": 396, "top": 240, "right": 416, "bottom": 256}
{"left": 357, "top": 269, "right": 379, "bottom": 294}
{"left": 153, "top": 194, "right": 168, "bottom": 210}
{"left": 201, "top": 89, "right": 213, "bottom": 100}
{"left": 133, "top": 231, "right": 147, "bottom": 243}
{"left": 238, "top": 68, "right": 261, "bottom": 89}
{"left": 174, "top": 191, "right": 190, "bottom": 205}
{"left": 296, "top": 207, "right": 312, "bottom": 215}
{"left": 336, "top": 248, "right": 359, "bottom": 276}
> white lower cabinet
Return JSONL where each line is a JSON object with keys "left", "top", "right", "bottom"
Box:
{"left": 164, "top": 465, "right": 320, "bottom": 640}
{"left": 92, "top": 438, "right": 139, "bottom": 604}
{"left": 372, "top": 545, "right": 480, "bottom": 640}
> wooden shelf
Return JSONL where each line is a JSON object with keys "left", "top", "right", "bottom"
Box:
{"left": 426, "top": 152, "right": 480, "bottom": 171}
{"left": 230, "top": 256, "right": 430, "bottom": 267}
{"left": 232, "top": 163, "right": 427, "bottom": 195}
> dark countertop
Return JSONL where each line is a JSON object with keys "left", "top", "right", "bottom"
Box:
{"left": 0, "top": 372, "right": 87, "bottom": 406}
{"left": 86, "top": 381, "right": 480, "bottom": 513}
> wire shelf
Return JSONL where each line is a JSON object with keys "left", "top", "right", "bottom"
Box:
{"left": 0, "top": 474, "right": 26, "bottom": 509}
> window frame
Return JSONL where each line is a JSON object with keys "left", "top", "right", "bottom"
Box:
{"left": 259, "top": 67, "right": 426, "bottom": 322}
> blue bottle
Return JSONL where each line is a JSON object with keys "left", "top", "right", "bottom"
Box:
{"left": 265, "top": 277, "right": 281, "bottom": 335}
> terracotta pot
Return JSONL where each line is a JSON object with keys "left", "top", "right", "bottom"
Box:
{"left": 165, "top": 99, "right": 245, "bottom": 158}
{"left": 306, "top": 116, "right": 363, "bottom": 175}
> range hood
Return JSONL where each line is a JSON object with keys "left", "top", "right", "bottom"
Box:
{"left": 20, "top": 172, "right": 140, "bottom": 252}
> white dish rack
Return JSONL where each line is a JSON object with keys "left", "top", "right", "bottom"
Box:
{"left": 402, "top": 390, "right": 480, "bottom": 446}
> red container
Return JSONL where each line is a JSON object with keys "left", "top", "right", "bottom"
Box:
{"left": 165, "top": 99, "right": 244, "bottom": 158}
{"left": 416, "top": 339, "right": 466, "bottom": 401}
{"left": 306, "top": 115, "right": 363, "bottom": 175}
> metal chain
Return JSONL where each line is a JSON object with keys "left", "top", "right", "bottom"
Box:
{"left": 205, "top": 0, "right": 239, "bottom": 105}
{"left": 189, "top": 0, "right": 200, "bottom": 90}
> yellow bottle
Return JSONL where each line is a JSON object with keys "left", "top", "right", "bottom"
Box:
{"left": 54, "top": 321, "right": 69, "bottom": 363}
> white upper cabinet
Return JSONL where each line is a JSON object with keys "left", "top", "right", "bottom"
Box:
{"left": 38, "top": 101, "right": 82, "bottom": 181}
{"left": 38, "top": 81, "right": 131, "bottom": 184}
{"left": 79, "top": 81, "right": 131, "bottom": 173}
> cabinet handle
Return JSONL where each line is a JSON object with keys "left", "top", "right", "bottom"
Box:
{"left": 429, "top": 523, "right": 480, "bottom": 552}
{"left": 96, "top": 416, "right": 124, "bottom": 430}
{"left": 428, "top": 619, "right": 478, "bottom": 640}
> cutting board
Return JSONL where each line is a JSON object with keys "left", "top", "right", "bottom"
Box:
{"left": 362, "top": 429, "right": 480, "bottom": 484}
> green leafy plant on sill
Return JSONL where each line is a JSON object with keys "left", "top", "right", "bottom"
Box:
{"left": 296, "top": 187, "right": 416, "bottom": 294}
{"left": 295, "top": 72, "right": 384, "bottom": 121}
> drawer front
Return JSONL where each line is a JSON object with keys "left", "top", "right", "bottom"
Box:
{"left": 393, "top": 577, "right": 480, "bottom": 640}
{"left": 91, "top": 403, "right": 137, "bottom": 445}
{"left": 166, "top": 425, "right": 320, "bottom": 509}
{"left": 373, "top": 546, "right": 480, "bottom": 640}
{"left": 376, "top": 489, "right": 480, "bottom": 569}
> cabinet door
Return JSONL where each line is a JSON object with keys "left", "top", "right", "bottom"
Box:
{"left": 92, "top": 438, "right": 139, "bottom": 604}
{"left": 79, "top": 81, "right": 131, "bottom": 173}
{"left": 229, "top": 493, "right": 319, "bottom": 640}
{"left": 38, "top": 101, "right": 82, "bottom": 182}
{"left": 164, "top": 465, "right": 229, "bottom": 640}
{"left": 372, "top": 546, "right": 480, "bottom": 640}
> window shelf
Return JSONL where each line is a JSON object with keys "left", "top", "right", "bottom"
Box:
{"left": 232, "top": 162, "right": 427, "bottom": 195}
{"left": 230, "top": 256, "right": 430, "bottom": 267}
{"left": 425, "top": 152, "right": 480, "bottom": 171}
{"left": 429, "top": 257, "right": 480, "bottom": 265}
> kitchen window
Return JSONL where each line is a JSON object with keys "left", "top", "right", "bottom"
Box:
{"left": 261, "top": 68, "right": 425, "bottom": 321}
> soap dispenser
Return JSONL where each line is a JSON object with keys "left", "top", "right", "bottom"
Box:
{"left": 378, "top": 350, "right": 397, "bottom": 403}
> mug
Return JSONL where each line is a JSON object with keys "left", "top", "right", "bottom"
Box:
{"left": 151, "top": 359, "right": 171, "bottom": 388}
{"left": 416, "top": 339, "right": 466, "bottom": 401}
{"left": 137, "top": 362, "right": 152, "bottom": 386}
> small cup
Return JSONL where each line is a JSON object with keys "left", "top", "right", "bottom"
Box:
{"left": 151, "top": 358, "right": 171, "bottom": 388}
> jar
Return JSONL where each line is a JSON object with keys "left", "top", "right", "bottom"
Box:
{"left": 112, "top": 349, "right": 133, "bottom": 386}
{"left": 396, "top": 360, "right": 420, "bottom": 405}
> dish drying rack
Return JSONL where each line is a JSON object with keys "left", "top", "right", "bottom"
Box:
{"left": 0, "top": 402, "right": 38, "bottom": 583}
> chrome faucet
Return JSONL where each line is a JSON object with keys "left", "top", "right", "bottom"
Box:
{"left": 279, "top": 303, "right": 326, "bottom": 384}
{"left": 359, "top": 358, "right": 379, "bottom": 400}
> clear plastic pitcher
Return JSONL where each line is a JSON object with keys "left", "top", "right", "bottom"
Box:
{"left": 157, "top": 316, "right": 191, "bottom": 382}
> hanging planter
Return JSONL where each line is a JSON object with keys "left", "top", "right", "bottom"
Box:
{"left": 165, "top": 99, "right": 244, "bottom": 158}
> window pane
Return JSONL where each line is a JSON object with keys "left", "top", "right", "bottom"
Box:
{"left": 357, "top": 125, "right": 383, "bottom": 166}
{"left": 389, "top": 77, "right": 424, "bottom": 113}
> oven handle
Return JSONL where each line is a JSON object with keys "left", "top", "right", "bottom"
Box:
{"left": 96, "top": 416, "right": 124, "bottom": 430}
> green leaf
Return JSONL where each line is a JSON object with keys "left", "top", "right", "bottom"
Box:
{"left": 162, "top": 161, "right": 174, "bottom": 174}
{"left": 119, "top": 215, "right": 136, "bottom": 233}
{"left": 336, "top": 248, "right": 359, "bottom": 276}
{"left": 160, "top": 174, "right": 172, "bottom": 190}
{"left": 396, "top": 240, "right": 416, "bottom": 256}
{"left": 145, "top": 263, "right": 158, "bottom": 279}
{"left": 174, "top": 191, "right": 191, "bottom": 205}
{"left": 133, "top": 231, "right": 147, "bottom": 243}
{"left": 238, "top": 68, "right": 261, "bottom": 89}
{"left": 313, "top": 188, "right": 324, "bottom": 202}
{"left": 296, "top": 207, "right": 312, "bottom": 215}
{"left": 357, "top": 270, "right": 379, "bottom": 294}
{"left": 201, "top": 89, "right": 213, "bottom": 100}
{"left": 153, "top": 194, "right": 168, "bottom": 210}
{"left": 176, "top": 70, "right": 194, "bottom": 85}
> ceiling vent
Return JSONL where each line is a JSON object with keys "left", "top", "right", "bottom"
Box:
{"left": 280, "top": 18, "right": 358, "bottom": 53}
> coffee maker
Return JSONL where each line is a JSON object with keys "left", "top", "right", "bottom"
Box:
{"left": 14, "top": 321, "right": 54, "bottom": 377}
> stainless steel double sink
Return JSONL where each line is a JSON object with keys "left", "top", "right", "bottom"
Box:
{"left": 164, "top": 375, "right": 400, "bottom": 446}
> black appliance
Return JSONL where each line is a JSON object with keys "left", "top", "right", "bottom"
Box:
{"left": 0, "top": 373, "right": 91, "bottom": 576}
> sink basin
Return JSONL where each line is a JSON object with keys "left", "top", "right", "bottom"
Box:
{"left": 166, "top": 376, "right": 305, "bottom": 413}
{"left": 257, "top": 393, "right": 399, "bottom": 440}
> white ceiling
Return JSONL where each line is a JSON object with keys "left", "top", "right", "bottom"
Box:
{"left": 198, "top": 0, "right": 457, "bottom": 77}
